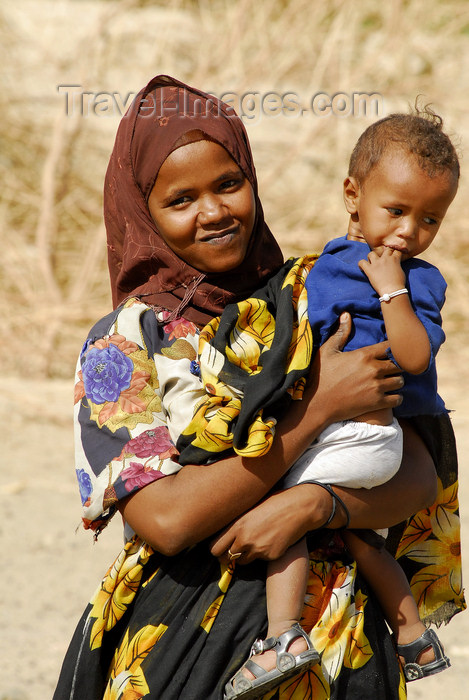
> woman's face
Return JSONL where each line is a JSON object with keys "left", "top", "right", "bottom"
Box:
{"left": 148, "top": 140, "right": 256, "bottom": 274}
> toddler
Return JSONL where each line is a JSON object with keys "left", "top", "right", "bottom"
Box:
{"left": 223, "top": 109, "right": 459, "bottom": 699}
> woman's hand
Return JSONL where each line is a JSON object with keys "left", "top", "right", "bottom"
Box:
{"left": 306, "top": 312, "right": 404, "bottom": 425}
{"left": 210, "top": 483, "right": 334, "bottom": 564}
{"left": 210, "top": 421, "right": 437, "bottom": 564}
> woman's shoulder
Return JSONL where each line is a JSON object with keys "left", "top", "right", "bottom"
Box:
{"left": 84, "top": 299, "right": 151, "bottom": 343}
{"left": 86, "top": 298, "right": 158, "bottom": 340}
{"left": 83, "top": 299, "right": 200, "bottom": 357}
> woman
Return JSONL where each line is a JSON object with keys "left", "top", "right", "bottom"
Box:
{"left": 54, "top": 75, "right": 463, "bottom": 700}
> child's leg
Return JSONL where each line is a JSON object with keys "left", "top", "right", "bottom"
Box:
{"left": 266, "top": 536, "right": 310, "bottom": 636}
{"left": 342, "top": 530, "right": 434, "bottom": 666}
{"left": 242, "top": 537, "right": 310, "bottom": 678}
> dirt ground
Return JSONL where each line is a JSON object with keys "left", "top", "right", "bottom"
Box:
{"left": 1, "top": 346, "right": 467, "bottom": 700}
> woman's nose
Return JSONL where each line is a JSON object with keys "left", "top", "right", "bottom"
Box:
{"left": 197, "top": 195, "right": 229, "bottom": 225}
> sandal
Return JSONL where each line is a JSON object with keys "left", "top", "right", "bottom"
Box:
{"left": 224, "top": 623, "right": 320, "bottom": 700}
{"left": 397, "top": 628, "right": 451, "bottom": 682}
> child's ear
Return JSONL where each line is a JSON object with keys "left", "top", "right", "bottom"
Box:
{"left": 343, "top": 176, "right": 360, "bottom": 214}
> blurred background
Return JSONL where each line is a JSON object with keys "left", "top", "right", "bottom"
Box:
{"left": 2, "top": 0, "right": 469, "bottom": 378}
{"left": 0, "top": 1, "right": 467, "bottom": 698}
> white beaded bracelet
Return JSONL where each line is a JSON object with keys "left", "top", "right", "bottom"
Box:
{"left": 379, "top": 288, "right": 408, "bottom": 303}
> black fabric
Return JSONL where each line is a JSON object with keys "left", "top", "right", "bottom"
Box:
{"left": 54, "top": 537, "right": 403, "bottom": 700}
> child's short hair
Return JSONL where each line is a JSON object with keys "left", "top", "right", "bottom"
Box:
{"left": 349, "top": 106, "right": 460, "bottom": 185}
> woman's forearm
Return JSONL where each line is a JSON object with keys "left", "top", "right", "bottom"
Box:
{"left": 209, "top": 421, "right": 437, "bottom": 564}
{"left": 331, "top": 421, "right": 437, "bottom": 530}
{"left": 120, "top": 386, "right": 331, "bottom": 555}
{"left": 120, "top": 318, "right": 405, "bottom": 554}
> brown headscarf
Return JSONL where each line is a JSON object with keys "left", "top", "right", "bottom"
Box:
{"left": 104, "top": 74, "right": 284, "bottom": 325}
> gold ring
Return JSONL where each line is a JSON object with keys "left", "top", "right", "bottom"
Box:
{"left": 228, "top": 549, "right": 242, "bottom": 560}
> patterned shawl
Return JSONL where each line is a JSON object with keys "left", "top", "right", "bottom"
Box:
{"left": 177, "top": 255, "right": 317, "bottom": 464}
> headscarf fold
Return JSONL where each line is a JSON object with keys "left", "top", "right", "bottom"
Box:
{"left": 104, "top": 74, "right": 284, "bottom": 325}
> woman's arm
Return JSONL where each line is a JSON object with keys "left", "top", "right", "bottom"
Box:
{"left": 210, "top": 420, "right": 437, "bottom": 563}
{"left": 120, "top": 313, "right": 404, "bottom": 554}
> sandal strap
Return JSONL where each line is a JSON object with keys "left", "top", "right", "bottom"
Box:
{"left": 243, "top": 659, "right": 267, "bottom": 680}
{"left": 251, "top": 635, "right": 278, "bottom": 655}
{"left": 275, "top": 623, "right": 313, "bottom": 654}
{"left": 252, "top": 623, "right": 315, "bottom": 656}
{"left": 397, "top": 629, "right": 451, "bottom": 682}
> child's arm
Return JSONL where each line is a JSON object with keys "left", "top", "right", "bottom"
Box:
{"left": 358, "top": 247, "right": 431, "bottom": 375}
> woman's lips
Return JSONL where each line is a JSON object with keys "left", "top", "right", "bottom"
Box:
{"left": 200, "top": 225, "right": 239, "bottom": 243}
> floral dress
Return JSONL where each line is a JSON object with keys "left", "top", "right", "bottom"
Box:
{"left": 54, "top": 284, "right": 465, "bottom": 700}
{"left": 74, "top": 301, "right": 205, "bottom": 537}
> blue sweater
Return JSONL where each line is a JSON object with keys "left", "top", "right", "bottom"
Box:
{"left": 305, "top": 236, "right": 447, "bottom": 416}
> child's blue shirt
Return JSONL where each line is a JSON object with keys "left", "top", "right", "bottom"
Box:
{"left": 305, "top": 235, "right": 447, "bottom": 417}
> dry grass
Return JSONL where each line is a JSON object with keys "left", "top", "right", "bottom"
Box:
{"left": 1, "top": 0, "right": 469, "bottom": 378}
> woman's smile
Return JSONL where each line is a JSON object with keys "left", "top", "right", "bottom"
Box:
{"left": 148, "top": 139, "right": 256, "bottom": 274}
{"left": 200, "top": 224, "right": 239, "bottom": 243}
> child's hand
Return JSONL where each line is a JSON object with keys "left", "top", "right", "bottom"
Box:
{"left": 358, "top": 247, "right": 406, "bottom": 297}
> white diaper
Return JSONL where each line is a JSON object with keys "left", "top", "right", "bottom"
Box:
{"left": 282, "top": 417, "right": 402, "bottom": 491}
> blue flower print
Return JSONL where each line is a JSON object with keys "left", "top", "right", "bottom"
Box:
{"left": 80, "top": 337, "right": 93, "bottom": 358}
{"left": 190, "top": 360, "right": 201, "bottom": 378}
{"left": 82, "top": 344, "right": 133, "bottom": 404}
{"left": 76, "top": 468, "right": 93, "bottom": 505}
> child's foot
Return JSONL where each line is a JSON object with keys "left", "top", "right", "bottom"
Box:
{"left": 396, "top": 627, "right": 451, "bottom": 682}
{"left": 397, "top": 622, "right": 435, "bottom": 667}
{"left": 224, "top": 623, "right": 320, "bottom": 699}
{"left": 242, "top": 627, "right": 308, "bottom": 680}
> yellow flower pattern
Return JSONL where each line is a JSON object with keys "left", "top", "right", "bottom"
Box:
{"left": 200, "top": 561, "right": 234, "bottom": 633}
{"left": 282, "top": 255, "right": 316, "bottom": 376}
{"left": 309, "top": 563, "right": 372, "bottom": 683}
{"left": 89, "top": 538, "right": 153, "bottom": 650}
{"left": 263, "top": 666, "right": 331, "bottom": 700}
{"left": 104, "top": 624, "right": 167, "bottom": 700}
{"left": 396, "top": 477, "right": 466, "bottom": 621}
{"left": 177, "top": 256, "right": 317, "bottom": 465}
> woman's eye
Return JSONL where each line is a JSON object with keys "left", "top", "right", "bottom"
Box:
{"left": 220, "top": 177, "right": 243, "bottom": 191}
{"left": 169, "top": 195, "right": 190, "bottom": 207}
{"left": 423, "top": 216, "right": 438, "bottom": 225}
{"left": 387, "top": 207, "right": 403, "bottom": 216}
